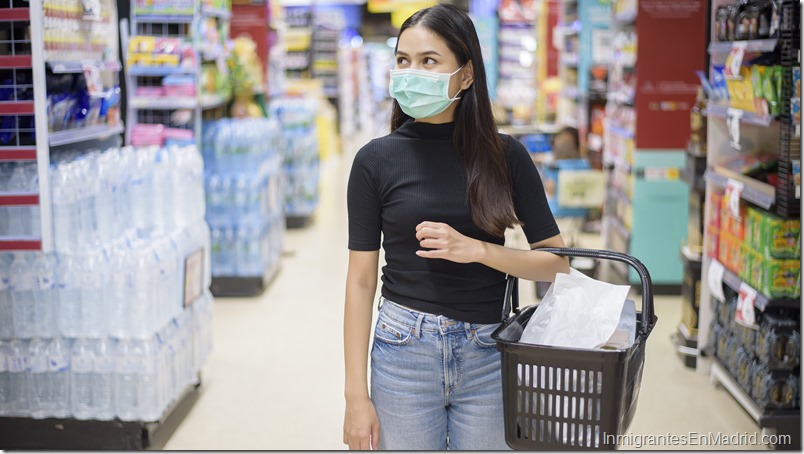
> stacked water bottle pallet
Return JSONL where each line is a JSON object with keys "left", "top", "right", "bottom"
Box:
{"left": 269, "top": 97, "right": 319, "bottom": 229}
{"left": 203, "top": 118, "right": 284, "bottom": 297}
{"left": 0, "top": 145, "right": 213, "bottom": 449}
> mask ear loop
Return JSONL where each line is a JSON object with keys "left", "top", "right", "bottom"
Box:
{"left": 447, "top": 65, "right": 466, "bottom": 101}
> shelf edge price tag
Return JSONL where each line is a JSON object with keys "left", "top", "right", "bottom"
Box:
{"left": 708, "top": 260, "right": 726, "bottom": 303}
{"left": 726, "top": 108, "right": 744, "bottom": 149}
{"left": 725, "top": 178, "right": 744, "bottom": 219}
{"left": 183, "top": 248, "right": 205, "bottom": 308}
{"left": 735, "top": 282, "right": 758, "bottom": 328}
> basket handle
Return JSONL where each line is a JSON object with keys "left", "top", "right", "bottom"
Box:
{"left": 501, "top": 247, "right": 654, "bottom": 337}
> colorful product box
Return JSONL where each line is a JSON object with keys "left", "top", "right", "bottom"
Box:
{"left": 706, "top": 225, "right": 720, "bottom": 260}
{"left": 760, "top": 258, "right": 798, "bottom": 300}
{"left": 709, "top": 192, "right": 722, "bottom": 228}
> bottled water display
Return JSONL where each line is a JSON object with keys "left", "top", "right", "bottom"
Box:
{"left": 0, "top": 144, "right": 214, "bottom": 421}
{"left": 268, "top": 97, "right": 320, "bottom": 218}
{"left": 0, "top": 162, "right": 40, "bottom": 239}
{"left": 202, "top": 118, "right": 285, "bottom": 278}
{"left": 0, "top": 293, "right": 213, "bottom": 420}
{"left": 49, "top": 146, "right": 205, "bottom": 254}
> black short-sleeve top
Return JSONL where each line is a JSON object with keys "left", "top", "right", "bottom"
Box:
{"left": 347, "top": 120, "right": 559, "bottom": 323}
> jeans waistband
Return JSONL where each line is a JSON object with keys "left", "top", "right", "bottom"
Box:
{"left": 379, "top": 297, "right": 478, "bottom": 337}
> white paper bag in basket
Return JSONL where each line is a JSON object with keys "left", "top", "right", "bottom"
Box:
{"left": 520, "top": 268, "right": 633, "bottom": 349}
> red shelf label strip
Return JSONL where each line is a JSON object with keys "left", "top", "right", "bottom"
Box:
{"left": 0, "top": 194, "right": 38, "bottom": 206}
{"left": 0, "top": 55, "right": 32, "bottom": 69}
{"left": 0, "top": 101, "right": 34, "bottom": 115}
{"left": 0, "top": 8, "right": 30, "bottom": 21}
{"left": 0, "top": 148, "right": 37, "bottom": 161}
{"left": 0, "top": 239, "right": 41, "bottom": 251}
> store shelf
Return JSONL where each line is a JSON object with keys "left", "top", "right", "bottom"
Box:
{"left": 210, "top": 263, "right": 281, "bottom": 298}
{"left": 710, "top": 360, "right": 800, "bottom": 433}
{"left": 129, "top": 65, "right": 195, "bottom": 77}
{"left": 711, "top": 259, "right": 799, "bottom": 312}
{"left": 131, "top": 97, "right": 197, "bottom": 110}
{"left": 561, "top": 54, "right": 579, "bottom": 66}
{"left": 705, "top": 105, "right": 775, "bottom": 127}
{"left": 49, "top": 124, "right": 125, "bottom": 147}
{"left": 0, "top": 380, "right": 201, "bottom": 449}
{"left": 613, "top": 10, "right": 637, "bottom": 26}
{"left": 608, "top": 186, "right": 631, "bottom": 205}
{"left": 0, "top": 193, "right": 38, "bottom": 206}
{"left": 704, "top": 166, "right": 775, "bottom": 210}
{"left": 607, "top": 91, "right": 634, "bottom": 106}
{"left": 0, "top": 239, "right": 41, "bottom": 251}
{"left": 0, "top": 55, "right": 32, "bottom": 69}
{"left": 48, "top": 60, "right": 121, "bottom": 74}
{"left": 498, "top": 123, "right": 560, "bottom": 135}
{"left": 134, "top": 13, "right": 194, "bottom": 23}
{"left": 607, "top": 215, "right": 631, "bottom": 242}
{"left": 0, "top": 101, "right": 34, "bottom": 115}
{"left": 608, "top": 124, "right": 634, "bottom": 139}
{"left": 201, "top": 6, "right": 231, "bottom": 19}
{"left": 562, "top": 87, "right": 580, "bottom": 100}
{"left": 0, "top": 7, "right": 29, "bottom": 21}
{"left": 708, "top": 38, "right": 779, "bottom": 55}
{"left": 200, "top": 93, "right": 231, "bottom": 110}
{"left": 558, "top": 115, "right": 579, "bottom": 128}
{"left": 0, "top": 147, "right": 37, "bottom": 161}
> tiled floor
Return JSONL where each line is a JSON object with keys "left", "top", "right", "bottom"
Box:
{"left": 163, "top": 147, "right": 766, "bottom": 450}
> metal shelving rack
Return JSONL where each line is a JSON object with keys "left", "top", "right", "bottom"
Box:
{"left": 0, "top": 0, "right": 124, "bottom": 253}
{"left": 696, "top": 1, "right": 801, "bottom": 448}
{"left": 123, "top": 0, "right": 232, "bottom": 149}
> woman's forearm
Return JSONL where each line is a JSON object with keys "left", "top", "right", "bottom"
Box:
{"left": 476, "top": 241, "right": 570, "bottom": 282}
{"left": 344, "top": 280, "right": 377, "bottom": 401}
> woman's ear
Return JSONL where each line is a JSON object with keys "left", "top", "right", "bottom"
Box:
{"left": 460, "top": 60, "right": 474, "bottom": 90}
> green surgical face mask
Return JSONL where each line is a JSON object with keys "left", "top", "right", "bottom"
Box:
{"left": 389, "top": 66, "right": 463, "bottom": 119}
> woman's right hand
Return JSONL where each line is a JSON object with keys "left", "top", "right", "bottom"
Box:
{"left": 343, "top": 396, "right": 380, "bottom": 450}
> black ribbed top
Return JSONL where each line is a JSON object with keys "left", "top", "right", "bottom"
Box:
{"left": 347, "top": 120, "right": 559, "bottom": 323}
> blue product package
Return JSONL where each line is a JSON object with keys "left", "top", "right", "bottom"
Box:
{"left": 712, "top": 66, "right": 730, "bottom": 101}
{"left": 72, "top": 89, "right": 91, "bottom": 128}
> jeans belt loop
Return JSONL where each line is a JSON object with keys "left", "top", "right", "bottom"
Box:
{"left": 414, "top": 313, "right": 424, "bottom": 339}
{"left": 464, "top": 322, "right": 473, "bottom": 340}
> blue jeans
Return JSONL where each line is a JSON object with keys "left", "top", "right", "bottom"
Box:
{"left": 370, "top": 298, "right": 509, "bottom": 450}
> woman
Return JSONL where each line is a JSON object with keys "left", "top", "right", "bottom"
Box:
{"left": 343, "top": 4, "right": 569, "bottom": 450}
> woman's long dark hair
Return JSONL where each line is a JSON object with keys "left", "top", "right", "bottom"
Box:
{"left": 391, "top": 3, "right": 519, "bottom": 238}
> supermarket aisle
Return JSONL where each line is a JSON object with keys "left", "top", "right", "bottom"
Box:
{"left": 164, "top": 145, "right": 762, "bottom": 450}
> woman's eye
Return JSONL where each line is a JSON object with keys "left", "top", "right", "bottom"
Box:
{"left": 423, "top": 57, "right": 436, "bottom": 65}
{"left": 396, "top": 57, "right": 408, "bottom": 65}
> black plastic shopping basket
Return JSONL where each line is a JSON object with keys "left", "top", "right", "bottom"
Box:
{"left": 491, "top": 247, "right": 658, "bottom": 450}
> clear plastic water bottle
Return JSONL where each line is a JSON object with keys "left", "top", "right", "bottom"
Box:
{"left": 10, "top": 252, "right": 35, "bottom": 339}
{"left": 51, "top": 165, "right": 78, "bottom": 254}
{"left": 115, "top": 339, "right": 137, "bottom": 421}
{"left": 206, "top": 174, "right": 225, "bottom": 228}
{"left": 47, "top": 337, "right": 71, "bottom": 419}
{"left": 108, "top": 242, "right": 130, "bottom": 338}
{"left": 136, "top": 338, "right": 160, "bottom": 422}
{"left": 75, "top": 157, "right": 99, "bottom": 248}
{"left": 0, "top": 339, "right": 10, "bottom": 416}
{"left": 78, "top": 249, "right": 106, "bottom": 337}
{"left": 0, "top": 254, "right": 13, "bottom": 339}
{"left": 31, "top": 253, "right": 57, "bottom": 338}
{"left": 92, "top": 337, "right": 115, "bottom": 420}
{"left": 57, "top": 254, "right": 82, "bottom": 338}
{"left": 70, "top": 337, "right": 94, "bottom": 419}
{"left": 7, "top": 338, "right": 29, "bottom": 416}
{"left": 28, "top": 337, "right": 50, "bottom": 418}
{"left": 95, "top": 151, "right": 115, "bottom": 245}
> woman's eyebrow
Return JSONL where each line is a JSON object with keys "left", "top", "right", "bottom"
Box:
{"left": 395, "top": 50, "right": 442, "bottom": 57}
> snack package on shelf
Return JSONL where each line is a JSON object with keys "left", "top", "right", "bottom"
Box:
{"left": 706, "top": 225, "right": 721, "bottom": 259}
{"left": 127, "top": 36, "right": 196, "bottom": 70}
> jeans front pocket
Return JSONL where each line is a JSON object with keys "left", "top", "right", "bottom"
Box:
{"left": 374, "top": 313, "right": 414, "bottom": 346}
{"left": 471, "top": 322, "right": 501, "bottom": 349}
